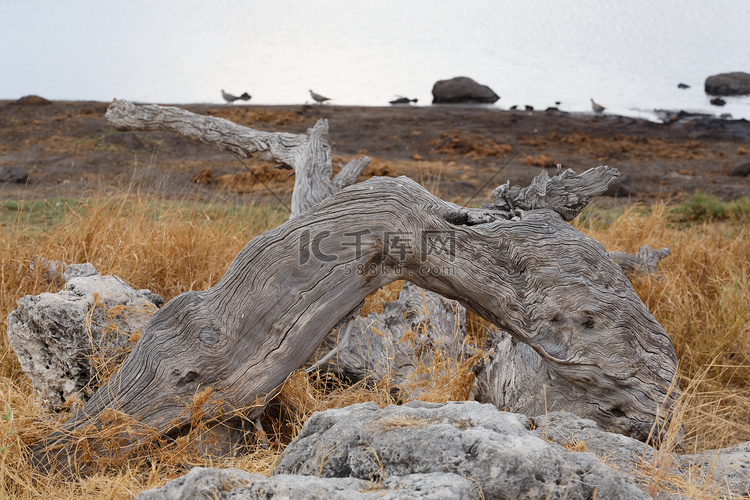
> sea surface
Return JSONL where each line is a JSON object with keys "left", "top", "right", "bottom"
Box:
{"left": 2, "top": 0, "right": 750, "bottom": 120}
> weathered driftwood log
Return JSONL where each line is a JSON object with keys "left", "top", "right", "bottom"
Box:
{"left": 106, "top": 102, "right": 669, "bottom": 402}
{"left": 32, "top": 171, "right": 679, "bottom": 471}
{"left": 105, "top": 99, "right": 370, "bottom": 218}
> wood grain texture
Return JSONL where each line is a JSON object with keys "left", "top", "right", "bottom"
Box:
{"left": 492, "top": 165, "right": 620, "bottom": 221}
{"left": 33, "top": 174, "right": 679, "bottom": 470}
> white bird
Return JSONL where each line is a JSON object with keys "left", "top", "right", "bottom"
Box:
{"left": 222, "top": 90, "right": 251, "bottom": 104}
{"left": 590, "top": 98, "right": 605, "bottom": 114}
{"left": 309, "top": 90, "right": 331, "bottom": 104}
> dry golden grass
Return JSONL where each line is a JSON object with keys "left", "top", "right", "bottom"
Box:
{"left": 1, "top": 187, "right": 749, "bottom": 498}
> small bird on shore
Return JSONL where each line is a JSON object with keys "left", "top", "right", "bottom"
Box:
{"left": 222, "top": 90, "right": 251, "bottom": 104}
{"left": 590, "top": 98, "right": 605, "bottom": 114}
{"left": 309, "top": 90, "right": 331, "bottom": 104}
{"left": 389, "top": 96, "right": 418, "bottom": 105}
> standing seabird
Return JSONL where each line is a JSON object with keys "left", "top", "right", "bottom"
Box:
{"left": 309, "top": 90, "right": 331, "bottom": 104}
{"left": 590, "top": 98, "right": 605, "bottom": 114}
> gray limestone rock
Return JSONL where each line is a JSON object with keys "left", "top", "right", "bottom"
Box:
{"left": 326, "top": 281, "right": 468, "bottom": 399}
{"left": 6, "top": 268, "right": 162, "bottom": 408}
{"left": 136, "top": 467, "right": 481, "bottom": 500}
{"left": 535, "top": 412, "right": 750, "bottom": 499}
{"left": 274, "top": 401, "right": 649, "bottom": 500}
{"left": 62, "top": 262, "right": 99, "bottom": 281}
{"left": 679, "top": 441, "right": 750, "bottom": 498}
{"left": 531, "top": 411, "right": 657, "bottom": 479}
{"left": 135, "top": 405, "right": 750, "bottom": 499}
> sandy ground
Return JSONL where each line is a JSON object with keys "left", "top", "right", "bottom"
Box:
{"left": 1, "top": 99, "right": 749, "bottom": 207}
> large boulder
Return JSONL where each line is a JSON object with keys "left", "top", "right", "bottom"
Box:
{"left": 6, "top": 264, "right": 162, "bottom": 408}
{"left": 137, "top": 403, "right": 750, "bottom": 499}
{"left": 274, "top": 401, "right": 649, "bottom": 499}
{"left": 432, "top": 76, "right": 500, "bottom": 104}
{"left": 137, "top": 467, "right": 481, "bottom": 500}
{"left": 705, "top": 72, "right": 750, "bottom": 96}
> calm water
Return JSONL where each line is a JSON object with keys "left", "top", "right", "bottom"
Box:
{"left": 2, "top": 0, "right": 750, "bottom": 120}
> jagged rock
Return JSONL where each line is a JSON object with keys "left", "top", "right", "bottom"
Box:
{"left": 62, "top": 262, "right": 99, "bottom": 281}
{"left": 679, "top": 442, "right": 750, "bottom": 498}
{"left": 705, "top": 72, "right": 750, "bottom": 96}
{"left": 137, "top": 406, "right": 750, "bottom": 499}
{"left": 0, "top": 165, "right": 29, "bottom": 183}
{"left": 274, "top": 401, "right": 649, "bottom": 500}
{"left": 530, "top": 412, "right": 657, "bottom": 480}
{"left": 431, "top": 77, "right": 500, "bottom": 104}
{"left": 137, "top": 467, "right": 481, "bottom": 500}
{"left": 322, "top": 281, "right": 467, "bottom": 399}
{"left": 6, "top": 267, "right": 162, "bottom": 408}
{"left": 536, "top": 412, "right": 750, "bottom": 499}
{"left": 730, "top": 159, "right": 750, "bottom": 177}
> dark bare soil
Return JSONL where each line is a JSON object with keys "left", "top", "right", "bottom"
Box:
{"left": 1, "top": 99, "right": 749, "bottom": 207}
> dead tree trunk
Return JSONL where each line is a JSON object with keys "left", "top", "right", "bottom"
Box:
{"left": 31, "top": 101, "right": 679, "bottom": 471}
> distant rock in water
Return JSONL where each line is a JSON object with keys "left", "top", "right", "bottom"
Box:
{"left": 431, "top": 76, "right": 499, "bottom": 104}
{"left": 678, "top": 82, "right": 691, "bottom": 89}
{"left": 705, "top": 72, "right": 750, "bottom": 96}
{"left": 711, "top": 97, "right": 727, "bottom": 106}
{"left": 12, "top": 95, "right": 51, "bottom": 106}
